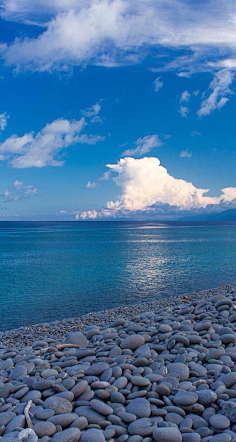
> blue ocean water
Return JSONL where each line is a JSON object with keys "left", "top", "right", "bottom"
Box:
{"left": 0, "top": 221, "right": 236, "bottom": 331}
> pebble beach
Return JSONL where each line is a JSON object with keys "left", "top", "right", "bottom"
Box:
{"left": 1, "top": 283, "right": 236, "bottom": 442}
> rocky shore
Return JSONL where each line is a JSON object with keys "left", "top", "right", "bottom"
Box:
{"left": 0, "top": 283, "right": 236, "bottom": 442}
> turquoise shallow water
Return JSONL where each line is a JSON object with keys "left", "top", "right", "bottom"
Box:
{"left": 0, "top": 221, "right": 236, "bottom": 331}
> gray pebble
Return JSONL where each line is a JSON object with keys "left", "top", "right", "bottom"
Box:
{"left": 51, "top": 427, "right": 81, "bottom": 442}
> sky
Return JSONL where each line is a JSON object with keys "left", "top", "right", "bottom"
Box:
{"left": 0, "top": 0, "right": 236, "bottom": 220}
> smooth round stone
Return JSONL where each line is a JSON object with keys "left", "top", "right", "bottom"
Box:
{"left": 165, "top": 412, "right": 183, "bottom": 425}
{"left": 41, "top": 369, "right": 58, "bottom": 378}
{"left": 14, "top": 386, "right": 29, "bottom": 399}
{"left": 196, "top": 390, "right": 217, "bottom": 405}
{"left": 27, "top": 434, "right": 38, "bottom": 442}
{"left": 75, "top": 406, "right": 104, "bottom": 424}
{"left": 209, "top": 435, "right": 231, "bottom": 442}
{"left": 219, "top": 373, "right": 236, "bottom": 388}
{"left": 5, "top": 414, "right": 25, "bottom": 434}
{"left": 33, "top": 380, "right": 55, "bottom": 391}
{"left": 127, "top": 437, "right": 143, "bottom": 442}
{"left": 66, "top": 332, "right": 89, "bottom": 347}
{"left": 24, "top": 362, "right": 35, "bottom": 374}
{"left": 159, "top": 325, "right": 172, "bottom": 333}
{"left": 71, "top": 380, "right": 88, "bottom": 398}
{"left": 70, "top": 416, "right": 88, "bottom": 430}
{"left": 33, "top": 422, "right": 56, "bottom": 437}
{"left": 48, "top": 413, "right": 78, "bottom": 427}
{"left": 156, "top": 384, "right": 170, "bottom": 396}
{"left": 22, "top": 390, "right": 42, "bottom": 402}
{"left": 113, "top": 377, "right": 128, "bottom": 389}
{"left": 90, "top": 399, "right": 113, "bottom": 416}
{"left": 81, "top": 428, "right": 106, "bottom": 442}
{"left": 117, "top": 411, "right": 137, "bottom": 423}
{"left": 43, "top": 396, "right": 73, "bottom": 414}
{"left": 222, "top": 400, "right": 236, "bottom": 422}
{"left": 221, "top": 334, "right": 236, "bottom": 344}
{"left": 126, "top": 398, "right": 151, "bottom": 418}
{"left": 153, "top": 427, "right": 182, "bottom": 442}
{"left": 189, "top": 362, "right": 207, "bottom": 377}
{"left": 194, "top": 321, "right": 211, "bottom": 332}
{"left": 182, "top": 434, "right": 200, "bottom": 442}
{"left": 86, "top": 363, "right": 108, "bottom": 376}
{"left": 128, "top": 418, "right": 154, "bottom": 436}
{"left": 120, "top": 335, "right": 145, "bottom": 350}
{"left": 110, "top": 391, "right": 126, "bottom": 404}
{"left": 0, "top": 359, "right": 14, "bottom": 370}
{"left": 187, "top": 415, "right": 208, "bottom": 430}
{"left": 62, "top": 378, "right": 76, "bottom": 390}
{"left": 209, "top": 414, "right": 230, "bottom": 430}
{"left": 9, "top": 365, "right": 27, "bottom": 380}
{"left": 104, "top": 428, "right": 116, "bottom": 439}
{"left": 86, "top": 328, "right": 100, "bottom": 339}
{"left": 131, "top": 376, "right": 150, "bottom": 387}
{"left": 51, "top": 428, "right": 81, "bottom": 442}
{"left": 167, "top": 363, "right": 189, "bottom": 381}
{"left": 0, "top": 412, "right": 16, "bottom": 427}
{"left": 174, "top": 391, "right": 198, "bottom": 406}
{"left": 36, "top": 408, "right": 55, "bottom": 420}
{"left": 0, "top": 382, "right": 14, "bottom": 399}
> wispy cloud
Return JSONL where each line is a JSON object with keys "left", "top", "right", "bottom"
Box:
{"left": 197, "top": 69, "right": 234, "bottom": 116}
{"left": 180, "top": 91, "right": 190, "bottom": 103}
{"left": 76, "top": 157, "right": 236, "bottom": 219}
{"left": 191, "top": 131, "right": 201, "bottom": 136}
{"left": 122, "top": 134, "right": 162, "bottom": 157}
{"left": 153, "top": 76, "right": 163, "bottom": 92}
{"left": 180, "top": 150, "right": 192, "bottom": 158}
{"left": 99, "top": 170, "right": 111, "bottom": 181}
{"left": 86, "top": 181, "right": 97, "bottom": 189}
{"left": 81, "top": 103, "right": 101, "bottom": 118}
{"left": 178, "top": 90, "right": 191, "bottom": 116}
{"left": 179, "top": 106, "right": 189, "bottom": 117}
{"left": 0, "top": 116, "right": 104, "bottom": 168}
{"left": 0, "top": 112, "right": 9, "bottom": 131}
{"left": 2, "top": 180, "right": 37, "bottom": 202}
{"left": 2, "top": 1, "right": 236, "bottom": 75}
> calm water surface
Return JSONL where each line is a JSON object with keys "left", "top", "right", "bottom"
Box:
{"left": 0, "top": 221, "right": 236, "bottom": 331}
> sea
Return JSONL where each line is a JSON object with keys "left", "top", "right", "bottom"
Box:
{"left": 0, "top": 221, "right": 236, "bottom": 331}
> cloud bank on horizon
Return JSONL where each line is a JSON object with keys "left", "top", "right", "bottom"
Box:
{"left": 76, "top": 157, "right": 236, "bottom": 219}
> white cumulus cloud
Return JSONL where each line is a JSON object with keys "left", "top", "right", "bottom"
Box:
{"left": 197, "top": 69, "right": 234, "bottom": 116}
{"left": 122, "top": 134, "right": 162, "bottom": 157}
{"left": 0, "top": 116, "right": 104, "bottom": 168}
{"left": 76, "top": 157, "right": 236, "bottom": 218}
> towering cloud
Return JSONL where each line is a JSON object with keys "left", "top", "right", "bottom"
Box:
{"left": 77, "top": 157, "right": 236, "bottom": 218}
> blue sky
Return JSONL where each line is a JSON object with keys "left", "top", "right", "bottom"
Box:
{"left": 0, "top": 0, "right": 236, "bottom": 220}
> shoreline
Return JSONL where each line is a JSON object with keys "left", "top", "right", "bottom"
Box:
{"left": 1, "top": 283, "right": 235, "bottom": 347}
{"left": 1, "top": 282, "right": 236, "bottom": 441}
